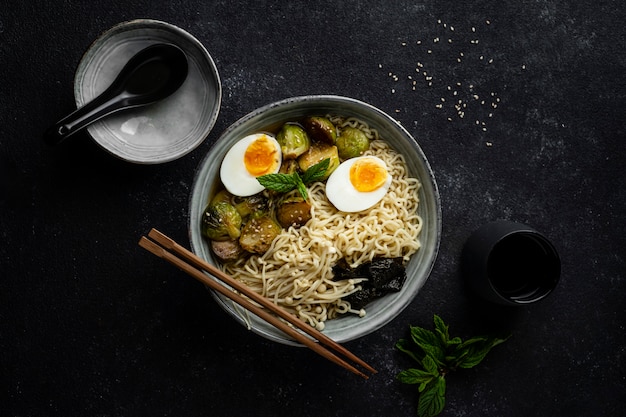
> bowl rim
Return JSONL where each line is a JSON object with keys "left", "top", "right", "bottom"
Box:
{"left": 73, "top": 18, "right": 222, "bottom": 164}
{"left": 188, "top": 94, "right": 442, "bottom": 345}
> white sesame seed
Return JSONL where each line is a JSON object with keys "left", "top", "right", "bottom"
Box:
{"left": 486, "top": 20, "right": 491, "bottom": 25}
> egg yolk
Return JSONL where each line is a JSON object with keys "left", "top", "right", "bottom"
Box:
{"left": 349, "top": 158, "right": 388, "bottom": 192}
{"left": 244, "top": 135, "right": 279, "bottom": 176}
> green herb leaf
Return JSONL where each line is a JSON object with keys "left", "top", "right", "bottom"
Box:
{"left": 294, "top": 173, "right": 308, "bottom": 201}
{"left": 418, "top": 377, "right": 446, "bottom": 417}
{"left": 410, "top": 325, "right": 446, "bottom": 366}
{"left": 256, "top": 173, "right": 298, "bottom": 193}
{"left": 396, "top": 338, "right": 423, "bottom": 365}
{"left": 421, "top": 354, "right": 440, "bottom": 376}
{"left": 301, "top": 158, "right": 330, "bottom": 184}
{"left": 455, "top": 335, "right": 510, "bottom": 369}
{"left": 396, "top": 368, "right": 436, "bottom": 386}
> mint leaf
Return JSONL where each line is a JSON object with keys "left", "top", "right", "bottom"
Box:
{"left": 257, "top": 158, "right": 329, "bottom": 200}
{"left": 456, "top": 335, "right": 510, "bottom": 369}
{"left": 396, "top": 368, "right": 436, "bottom": 386}
{"left": 294, "top": 173, "right": 308, "bottom": 201}
{"left": 421, "top": 354, "right": 440, "bottom": 376}
{"left": 418, "top": 377, "right": 446, "bottom": 417}
{"left": 396, "top": 338, "right": 422, "bottom": 365}
{"left": 257, "top": 173, "right": 298, "bottom": 193}
{"left": 301, "top": 158, "right": 330, "bottom": 184}
{"left": 410, "top": 325, "right": 446, "bottom": 366}
{"left": 433, "top": 314, "right": 449, "bottom": 344}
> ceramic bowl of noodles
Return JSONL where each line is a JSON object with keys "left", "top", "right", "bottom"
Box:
{"left": 189, "top": 95, "right": 441, "bottom": 345}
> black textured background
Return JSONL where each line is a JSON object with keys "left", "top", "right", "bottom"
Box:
{"left": 1, "top": 1, "right": 625, "bottom": 416}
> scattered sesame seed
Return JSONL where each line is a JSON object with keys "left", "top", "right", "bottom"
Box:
{"left": 417, "top": 40, "right": 422, "bottom": 44}
{"left": 427, "top": 49, "right": 432, "bottom": 54}
{"left": 447, "top": 117, "right": 452, "bottom": 121}
{"left": 472, "top": 27, "right": 476, "bottom": 32}
{"left": 450, "top": 26, "right": 455, "bottom": 31}
{"left": 402, "top": 42, "right": 407, "bottom": 46}
{"left": 522, "top": 64, "right": 526, "bottom": 70}
{"left": 434, "top": 37, "right": 440, "bottom": 43}
{"left": 448, "top": 38, "right": 453, "bottom": 43}
{"left": 486, "top": 20, "right": 491, "bottom": 25}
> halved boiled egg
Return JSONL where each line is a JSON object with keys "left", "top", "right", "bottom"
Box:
{"left": 325, "top": 156, "right": 392, "bottom": 212}
{"left": 220, "top": 133, "right": 282, "bottom": 197}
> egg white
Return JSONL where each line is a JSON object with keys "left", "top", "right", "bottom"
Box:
{"left": 220, "top": 133, "right": 282, "bottom": 197}
{"left": 325, "top": 156, "right": 392, "bottom": 212}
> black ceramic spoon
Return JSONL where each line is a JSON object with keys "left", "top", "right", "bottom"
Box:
{"left": 44, "top": 43, "right": 189, "bottom": 145}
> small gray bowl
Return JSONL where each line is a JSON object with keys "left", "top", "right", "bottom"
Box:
{"left": 189, "top": 95, "right": 441, "bottom": 345}
{"left": 74, "top": 19, "right": 221, "bottom": 164}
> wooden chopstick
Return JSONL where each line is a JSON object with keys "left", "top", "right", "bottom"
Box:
{"left": 139, "top": 228, "right": 377, "bottom": 379}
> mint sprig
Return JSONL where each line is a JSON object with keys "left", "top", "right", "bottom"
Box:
{"left": 396, "top": 315, "right": 510, "bottom": 417}
{"left": 257, "top": 158, "right": 330, "bottom": 200}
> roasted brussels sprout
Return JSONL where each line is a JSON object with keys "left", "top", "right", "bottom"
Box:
{"left": 211, "top": 239, "right": 245, "bottom": 262}
{"left": 239, "top": 215, "right": 282, "bottom": 254}
{"left": 210, "top": 189, "right": 234, "bottom": 205}
{"left": 336, "top": 127, "right": 370, "bottom": 160}
{"left": 276, "top": 123, "right": 310, "bottom": 159}
{"left": 233, "top": 194, "right": 269, "bottom": 218}
{"left": 303, "top": 116, "right": 337, "bottom": 145}
{"left": 201, "top": 201, "right": 242, "bottom": 241}
{"left": 276, "top": 194, "right": 312, "bottom": 228}
{"left": 297, "top": 143, "right": 340, "bottom": 180}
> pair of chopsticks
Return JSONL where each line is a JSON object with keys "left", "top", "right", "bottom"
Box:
{"left": 138, "top": 228, "right": 377, "bottom": 379}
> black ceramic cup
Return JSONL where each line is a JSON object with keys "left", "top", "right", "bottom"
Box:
{"left": 462, "top": 220, "right": 560, "bottom": 306}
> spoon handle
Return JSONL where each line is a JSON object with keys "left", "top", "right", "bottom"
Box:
{"left": 44, "top": 90, "right": 131, "bottom": 145}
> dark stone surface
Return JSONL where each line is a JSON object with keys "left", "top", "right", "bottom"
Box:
{"left": 1, "top": 1, "right": 624, "bottom": 416}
